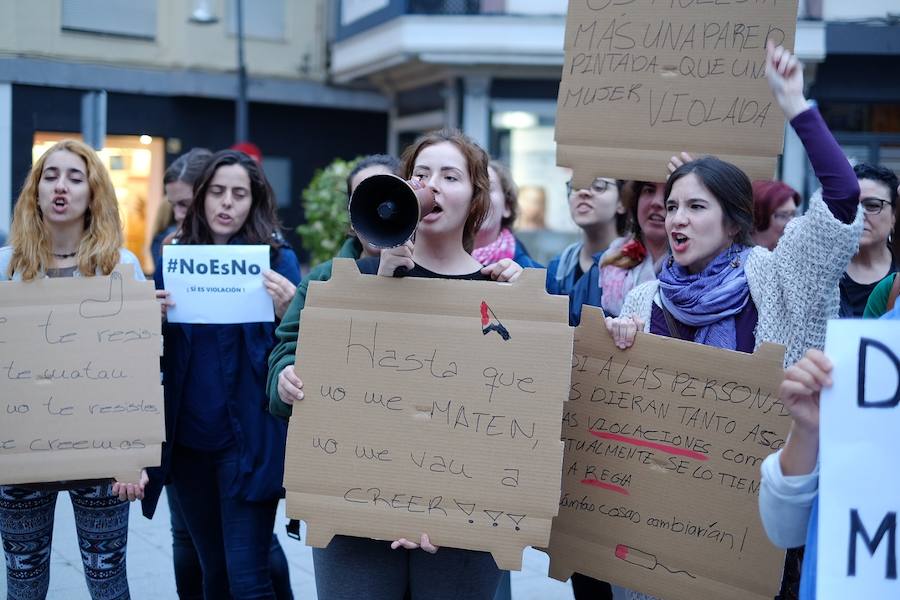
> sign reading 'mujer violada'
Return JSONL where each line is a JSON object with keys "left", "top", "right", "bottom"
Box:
{"left": 819, "top": 320, "right": 900, "bottom": 599}
{"left": 556, "top": 0, "right": 800, "bottom": 186}
{"left": 163, "top": 244, "right": 272, "bottom": 324}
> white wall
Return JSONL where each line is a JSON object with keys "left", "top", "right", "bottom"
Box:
{"left": 823, "top": 0, "right": 897, "bottom": 20}
{"left": 505, "top": 0, "right": 566, "bottom": 15}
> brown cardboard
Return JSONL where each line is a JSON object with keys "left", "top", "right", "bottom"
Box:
{"left": 0, "top": 265, "right": 164, "bottom": 485}
{"left": 545, "top": 307, "right": 789, "bottom": 600}
{"left": 283, "top": 258, "right": 573, "bottom": 570}
{"left": 556, "top": 0, "right": 800, "bottom": 186}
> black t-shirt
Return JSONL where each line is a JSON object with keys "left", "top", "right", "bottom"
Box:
{"left": 840, "top": 264, "right": 898, "bottom": 318}
{"left": 356, "top": 256, "right": 491, "bottom": 281}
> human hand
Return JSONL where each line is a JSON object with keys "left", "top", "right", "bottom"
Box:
{"left": 156, "top": 289, "right": 174, "bottom": 320}
{"left": 263, "top": 270, "right": 297, "bottom": 320}
{"left": 391, "top": 533, "right": 439, "bottom": 554}
{"left": 112, "top": 469, "right": 149, "bottom": 502}
{"left": 378, "top": 241, "right": 415, "bottom": 277}
{"left": 667, "top": 152, "right": 694, "bottom": 176}
{"left": 766, "top": 40, "right": 808, "bottom": 120}
{"left": 779, "top": 348, "right": 832, "bottom": 435}
{"left": 277, "top": 365, "right": 304, "bottom": 406}
{"left": 481, "top": 258, "right": 523, "bottom": 282}
{"left": 604, "top": 315, "right": 644, "bottom": 350}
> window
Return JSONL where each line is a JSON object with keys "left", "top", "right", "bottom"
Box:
{"left": 228, "top": 0, "right": 285, "bottom": 41}
{"left": 61, "top": 0, "right": 156, "bottom": 39}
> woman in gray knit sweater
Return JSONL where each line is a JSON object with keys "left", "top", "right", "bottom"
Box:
{"left": 603, "top": 42, "right": 864, "bottom": 600}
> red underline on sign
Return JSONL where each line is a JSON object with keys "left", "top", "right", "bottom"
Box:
{"left": 580, "top": 479, "right": 630, "bottom": 496}
{"left": 589, "top": 431, "right": 709, "bottom": 462}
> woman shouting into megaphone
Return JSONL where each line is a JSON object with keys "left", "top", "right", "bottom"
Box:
{"left": 371, "top": 131, "right": 523, "bottom": 284}
{"left": 275, "top": 129, "right": 521, "bottom": 600}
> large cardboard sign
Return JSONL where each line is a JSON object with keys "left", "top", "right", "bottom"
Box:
{"left": 283, "top": 259, "right": 573, "bottom": 569}
{"left": 546, "top": 307, "right": 789, "bottom": 600}
{"left": 162, "top": 245, "right": 273, "bottom": 324}
{"left": 819, "top": 320, "right": 900, "bottom": 599}
{"left": 556, "top": 0, "right": 799, "bottom": 186}
{"left": 0, "top": 265, "right": 164, "bottom": 485}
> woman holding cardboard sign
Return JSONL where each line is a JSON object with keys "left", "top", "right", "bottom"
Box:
{"left": 279, "top": 130, "right": 520, "bottom": 599}
{"left": 147, "top": 149, "right": 301, "bottom": 599}
{"left": 603, "top": 42, "right": 863, "bottom": 600}
{"left": 606, "top": 41, "right": 862, "bottom": 372}
{"left": 0, "top": 139, "right": 146, "bottom": 600}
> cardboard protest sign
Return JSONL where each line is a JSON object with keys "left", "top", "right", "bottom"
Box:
{"left": 556, "top": 0, "right": 799, "bottom": 186}
{"left": 819, "top": 320, "right": 900, "bottom": 599}
{"left": 0, "top": 265, "right": 164, "bottom": 485}
{"left": 283, "top": 259, "right": 572, "bottom": 570}
{"left": 162, "top": 245, "right": 273, "bottom": 324}
{"left": 546, "top": 307, "right": 789, "bottom": 600}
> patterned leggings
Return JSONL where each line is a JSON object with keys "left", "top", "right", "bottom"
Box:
{"left": 0, "top": 483, "right": 130, "bottom": 600}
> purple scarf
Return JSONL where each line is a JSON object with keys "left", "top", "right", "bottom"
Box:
{"left": 658, "top": 244, "right": 752, "bottom": 350}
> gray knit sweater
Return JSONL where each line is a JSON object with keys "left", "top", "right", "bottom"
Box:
{"left": 620, "top": 190, "right": 863, "bottom": 369}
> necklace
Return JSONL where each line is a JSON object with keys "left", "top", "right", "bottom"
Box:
{"left": 52, "top": 251, "right": 77, "bottom": 259}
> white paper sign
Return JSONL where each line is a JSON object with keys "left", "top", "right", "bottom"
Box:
{"left": 819, "top": 319, "right": 900, "bottom": 599}
{"left": 162, "top": 245, "right": 273, "bottom": 324}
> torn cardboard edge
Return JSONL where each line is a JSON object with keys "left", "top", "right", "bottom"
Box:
{"left": 574, "top": 306, "right": 786, "bottom": 367}
{"left": 558, "top": 144, "right": 778, "bottom": 189}
{"left": 287, "top": 490, "right": 556, "bottom": 571}
{"left": 307, "top": 258, "right": 566, "bottom": 322}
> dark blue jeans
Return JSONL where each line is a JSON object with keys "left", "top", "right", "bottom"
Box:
{"left": 170, "top": 444, "right": 280, "bottom": 600}
{"left": 167, "top": 486, "right": 293, "bottom": 600}
{"left": 313, "top": 535, "right": 501, "bottom": 600}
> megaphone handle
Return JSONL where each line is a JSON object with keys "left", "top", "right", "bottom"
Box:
{"left": 392, "top": 265, "right": 410, "bottom": 278}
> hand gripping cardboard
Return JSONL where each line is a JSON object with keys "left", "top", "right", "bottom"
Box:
{"left": 545, "top": 307, "right": 789, "bottom": 600}
{"left": 0, "top": 265, "right": 164, "bottom": 486}
{"left": 283, "top": 258, "right": 573, "bottom": 570}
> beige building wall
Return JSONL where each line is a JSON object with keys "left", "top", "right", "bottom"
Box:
{"left": 0, "top": 0, "right": 327, "bottom": 82}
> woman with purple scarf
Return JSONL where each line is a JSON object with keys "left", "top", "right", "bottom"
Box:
{"left": 604, "top": 42, "right": 864, "bottom": 600}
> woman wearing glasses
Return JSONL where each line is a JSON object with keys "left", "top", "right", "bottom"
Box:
{"left": 751, "top": 180, "right": 801, "bottom": 251}
{"left": 546, "top": 176, "right": 626, "bottom": 325}
{"left": 840, "top": 163, "right": 899, "bottom": 317}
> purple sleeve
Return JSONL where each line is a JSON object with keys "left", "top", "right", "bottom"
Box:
{"left": 790, "top": 107, "right": 860, "bottom": 224}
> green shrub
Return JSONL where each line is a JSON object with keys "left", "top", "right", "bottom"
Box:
{"left": 297, "top": 157, "right": 361, "bottom": 265}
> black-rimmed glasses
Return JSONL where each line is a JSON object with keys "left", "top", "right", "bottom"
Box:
{"left": 567, "top": 178, "right": 614, "bottom": 195}
{"left": 861, "top": 197, "right": 893, "bottom": 215}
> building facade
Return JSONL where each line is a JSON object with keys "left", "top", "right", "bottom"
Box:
{"left": 0, "top": 0, "right": 389, "bottom": 268}
{"left": 332, "top": 0, "right": 900, "bottom": 239}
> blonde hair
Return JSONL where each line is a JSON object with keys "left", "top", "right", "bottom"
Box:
{"left": 7, "top": 139, "right": 123, "bottom": 280}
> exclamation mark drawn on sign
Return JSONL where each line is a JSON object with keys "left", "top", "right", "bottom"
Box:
{"left": 483, "top": 509, "right": 503, "bottom": 528}
{"left": 506, "top": 513, "right": 525, "bottom": 531}
{"left": 455, "top": 500, "right": 476, "bottom": 524}
{"left": 480, "top": 301, "right": 510, "bottom": 340}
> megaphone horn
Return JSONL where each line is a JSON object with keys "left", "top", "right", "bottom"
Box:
{"left": 348, "top": 174, "right": 435, "bottom": 249}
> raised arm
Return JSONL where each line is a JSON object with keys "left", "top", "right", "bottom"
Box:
{"left": 767, "top": 42, "right": 859, "bottom": 223}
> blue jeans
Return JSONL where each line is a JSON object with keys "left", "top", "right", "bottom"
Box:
{"left": 313, "top": 535, "right": 501, "bottom": 600}
{"left": 0, "top": 483, "right": 130, "bottom": 600}
{"left": 170, "top": 444, "right": 280, "bottom": 600}
{"left": 167, "top": 486, "right": 293, "bottom": 600}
